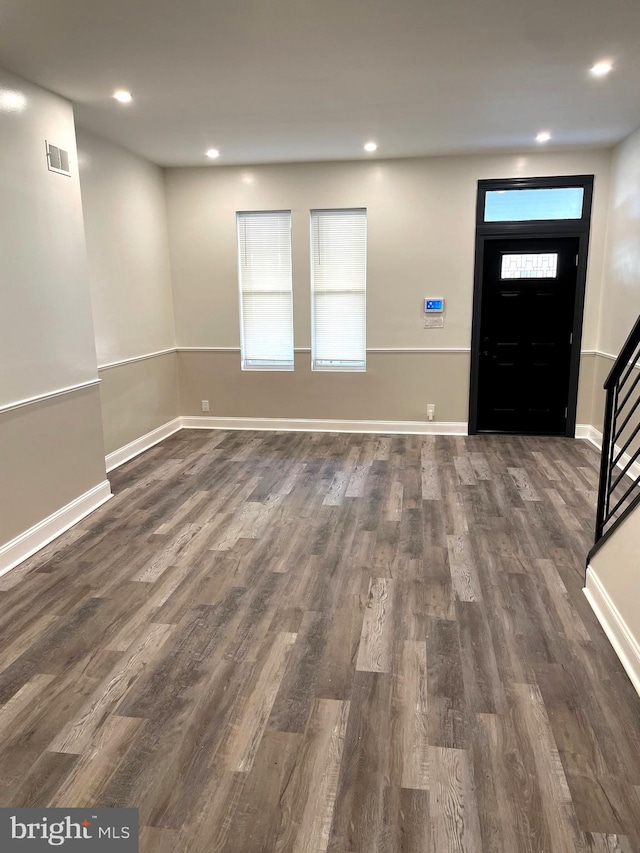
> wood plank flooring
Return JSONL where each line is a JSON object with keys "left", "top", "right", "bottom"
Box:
{"left": 1, "top": 430, "right": 640, "bottom": 852}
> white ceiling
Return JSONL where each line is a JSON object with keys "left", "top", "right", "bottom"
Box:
{"left": 0, "top": 0, "right": 639, "bottom": 166}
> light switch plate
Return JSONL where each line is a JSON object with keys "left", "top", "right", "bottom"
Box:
{"left": 424, "top": 316, "right": 444, "bottom": 328}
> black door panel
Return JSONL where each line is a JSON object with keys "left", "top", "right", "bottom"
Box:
{"left": 476, "top": 237, "right": 578, "bottom": 435}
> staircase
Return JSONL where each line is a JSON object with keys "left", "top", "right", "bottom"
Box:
{"left": 589, "top": 315, "right": 640, "bottom": 560}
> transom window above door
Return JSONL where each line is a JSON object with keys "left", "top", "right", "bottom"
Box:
{"left": 477, "top": 176, "right": 593, "bottom": 234}
{"left": 484, "top": 187, "right": 585, "bottom": 222}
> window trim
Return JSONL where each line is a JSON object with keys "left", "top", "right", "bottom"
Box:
{"left": 310, "top": 207, "right": 367, "bottom": 373}
{"left": 236, "top": 209, "right": 294, "bottom": 372}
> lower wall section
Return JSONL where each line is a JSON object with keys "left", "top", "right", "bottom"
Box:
{"left": 591, "top": 352, "right": 612, "bottom": 432}
{"left": 0, "top": 383, "right": 108, "bottom": 550}
{"left": 587, "top": 501, "right": 640, "bottom": 631}
{"left": 587, "top": 351, "right": 640, "bottom": 433}
{"left": 585, "top": 562, "right": 640, "bottom": 698}
{"left": 178, "top": 349, "right": 599, "bottom": 427}
{"left": 179, "top": 350, "right": 472, "bottom": 423}
{"left": 0, "top": 480, "right": 112, "bottom": 576}
{"left": 98, "top": 351, "right": 180, "bottom": 455}
{"left": 576, "top": 351, "right": 596, "bottom": 427}
{"left": 106, "top": 417, "right": 182, "bottom": 471}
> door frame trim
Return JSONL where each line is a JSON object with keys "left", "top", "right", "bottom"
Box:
{"left": 469, "top": 175, "right": 594, "bottom": 436}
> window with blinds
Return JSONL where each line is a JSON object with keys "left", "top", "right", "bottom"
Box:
{"left": 310, "top": 208, "right": 367, "bottom": 371}
{"left": 236, "top": 210, "right": 294, "bottom": 370}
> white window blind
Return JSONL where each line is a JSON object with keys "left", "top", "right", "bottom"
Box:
{"left": 237, "top": 210, "right": 294, "bottom": 370}
{"left": 311, "top": 208, "right": 367, "bottom": 371}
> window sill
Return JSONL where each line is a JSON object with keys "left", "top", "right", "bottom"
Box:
{"left": 241, "top": 364, "right": 294, "bottom": 372}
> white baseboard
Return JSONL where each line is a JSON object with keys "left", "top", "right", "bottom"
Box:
{"left": 577, "top": 425, "right": 640, "bottom": 481}
{"left": 584, "top": 566, "right": 640, "bottom": 699}
{"left": 179, "top": 415, "right": 468, "bottom": 435}
{"left": 0, "top": 480, "right": 112, "bottom": 578}
{"left": 575, "top": 423, "right": 598, "bottom": 443}
{"left": 105, "top": 417, "right": 182, "bottom": 472}
{"left": 107, "top": 417, "right": 609, "bottom": 445}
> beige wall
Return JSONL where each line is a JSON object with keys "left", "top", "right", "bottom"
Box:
{"left": 0, "top": 71, "right": 100, "bottom": 405}
{"left": 588, "top": 128, "right": 640, "bottom": 428}
{"left": 598, "top": 126, "right": 640, "bottom": 357}
{"left": 586, "top": 129, "right": 640, "bottom": 686}
{"left": 78, "top": 129, "right": 176, "bottom": 366}
{"left": 590, "top": 353, "right": 612, "bottom": 431}
{"left": 576, "top": 352, "right": 596, "bottom": 427}
{"left": 589, "top": 504, "right": 640, "bottom": 675}
{"left": 179, "top": 349, "right": 598, "bottom": 425}
{"left": 100, "top": 352, "right": 179, "bottom": 455}
{"left": 0, "top": 387, "right": 106, "bottom": 545}
{"left": 0, "top": 68, "right": 107, "bottom": 554}
{"left": 77, "top": 130, "right": 179, "bottom": 452}
{"left": 179, "top": 350, "right": 470, "bottom": 422}
{"left": 166, "top": 149, "right": 611, "bottom": 423}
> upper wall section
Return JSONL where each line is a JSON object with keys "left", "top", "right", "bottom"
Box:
{"left": 77, "top": 129, "right": 176, "bottom": 366}
{"left": 599, "top": 126, "right": 640, "bottom": 357}
{"left": 0, "top": 68, "right": 99, "bottom": 406}
{"left": 165, "top": 149, "right": 612, "bottom": 352}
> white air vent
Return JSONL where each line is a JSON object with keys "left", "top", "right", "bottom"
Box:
{"left": 45, "top": 140, "right": 71, "bottom": 176}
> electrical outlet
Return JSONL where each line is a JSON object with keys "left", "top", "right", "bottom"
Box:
{"left": 427, "top": 403, "right": 435, "bottom": 421}
{"left": 201, "top": 400, "right": 210, "bottom": 412}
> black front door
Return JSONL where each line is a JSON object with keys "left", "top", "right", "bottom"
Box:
{"left": 476, "top": 236, "right": 579, "bottom": 434}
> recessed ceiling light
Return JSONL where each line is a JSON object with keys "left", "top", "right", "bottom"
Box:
{"left": 206, "top": 148, "right": 220, "bottom": 159}
{"left": 364, "top": 141, "right": 378, "bottom": 153}
{"left": 113, "top": 90, "right": 133, "bottom": 104}
{"left": 590, "top": 60, "right": 613, "bottom": 78}
{"left": 536, "top": 131, "right": 551, "bottom": 143}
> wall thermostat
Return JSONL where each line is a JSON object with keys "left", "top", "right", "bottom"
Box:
{"left": 424, "top": 298, "right": 444, "bottom": 313}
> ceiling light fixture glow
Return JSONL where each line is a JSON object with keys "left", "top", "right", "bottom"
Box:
{"left": 364, "top": 141, "right": 378, "bottom": 152}
{"left": 0, "top": 89, "right": 27, "bottom": 112}
{"left": 536, "top": 131, "right": 551, "bottom": 143}
{"left": 590, "top": 60, "right": 613, "bottom": 78}
{"left": 206, "top": 148, "right": 220, "bottom": 159}
{"left": 113, "top": 90, "right": 133, "bottom": 104}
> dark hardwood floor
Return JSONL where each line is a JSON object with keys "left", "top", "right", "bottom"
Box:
{"left": 1, "top": 429, "right": 639, "bottom": 852}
